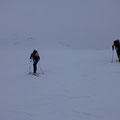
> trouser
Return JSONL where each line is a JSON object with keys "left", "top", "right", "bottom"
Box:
{"left": 116, "top": 49, "right": 120, "bottom": 61}
{"left": 33, "top": 60, "right": 39, "bottom": 73}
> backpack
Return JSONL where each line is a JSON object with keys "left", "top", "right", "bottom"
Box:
{"left": 114, "top": 40, "right": 120, "bottom": 46}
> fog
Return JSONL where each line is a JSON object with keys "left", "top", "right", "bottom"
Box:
{"left": 0, "top": 0, "right": 120, "bottom": 49}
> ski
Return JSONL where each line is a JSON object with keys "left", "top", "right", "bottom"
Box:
{"left": 28, "top": 72, "right": 40, "bottom": 77}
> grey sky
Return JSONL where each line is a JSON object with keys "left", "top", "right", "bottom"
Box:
{"left": 0, "top": 0, "right": 120, "bottom": 49}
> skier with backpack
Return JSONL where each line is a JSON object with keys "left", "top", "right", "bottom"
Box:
{"left": 112, "top": 40, "right": 120, "bottom": 62}
{"left": 30, "top": 50, "right": 40, "bottom": 74}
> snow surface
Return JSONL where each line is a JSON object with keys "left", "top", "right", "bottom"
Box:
{"left": 0, "top": 39, "right": 120, "bottom": 120}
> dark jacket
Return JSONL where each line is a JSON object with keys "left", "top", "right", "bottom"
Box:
{"left": 30, "top": 50, "right": 40, "bottom": 61}
{"left": 112, "top": 40, "right": 120, "bottom": 50}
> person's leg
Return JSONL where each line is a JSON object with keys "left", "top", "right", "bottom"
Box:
{"left": 117, "top": 49, "right": 120, "bottom": 62}
{"left": 33, "top": 60, "right": 39, "bottom": 73}
{"left": 33, "top": 61, "right": 37, "bottom": 73}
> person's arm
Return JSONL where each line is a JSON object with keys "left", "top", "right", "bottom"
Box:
{"left": 30, "top": 53, "right": 33, "bottom": 59}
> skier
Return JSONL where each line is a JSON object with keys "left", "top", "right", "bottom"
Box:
{"left": 112, "top": 40, "right": 120, "bottom": 62}
{"left": 30, "top": 50, "right": 40, "bottom": 74}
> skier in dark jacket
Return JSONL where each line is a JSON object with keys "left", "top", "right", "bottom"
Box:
{"left": 30, "top": 50, "right": 40, "bottom": 73}
{"left": 112, "top": 40, "right": 120, "bottom": 61}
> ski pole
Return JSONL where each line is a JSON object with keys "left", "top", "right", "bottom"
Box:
{"left": 112, "top": 50, "right": 114, "bottom": 63}
{"left": 29, "top": 59, "right": 32, "bottom": 74}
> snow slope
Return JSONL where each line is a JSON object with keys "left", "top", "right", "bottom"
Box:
{"left": 0, "top": 39, "right": 120, "bottom": 120}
